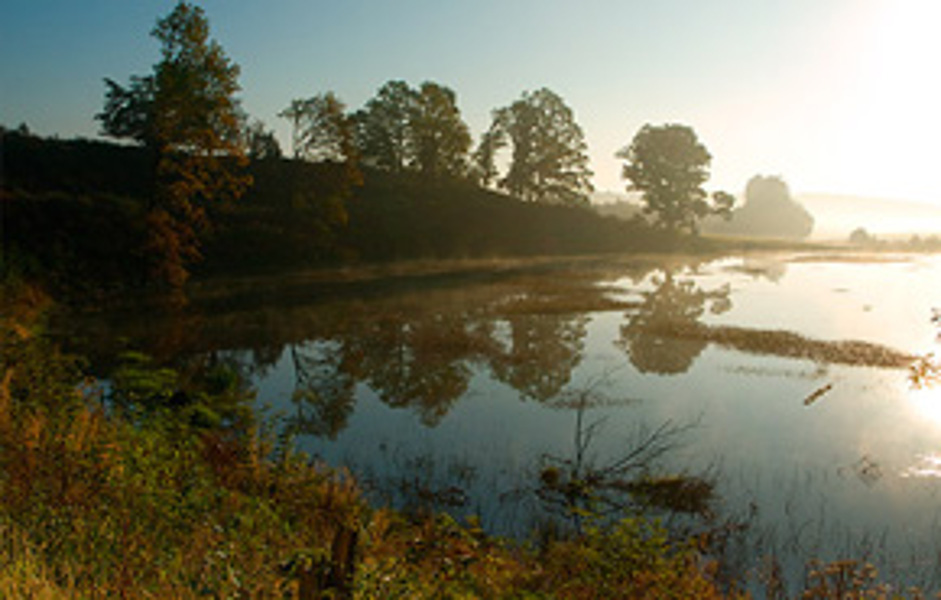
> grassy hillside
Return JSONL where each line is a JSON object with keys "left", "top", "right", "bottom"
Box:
{"left": 2, "top": 131, "right": 678, "bottom": 297}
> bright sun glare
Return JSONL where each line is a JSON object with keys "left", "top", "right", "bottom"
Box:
{"left": 909, "top": 385, "right": 941, "bottom": 428}
{"left": 833, "top": 0, "right": 941, "bottom": 204}
{"left": 903, "top": 383, "right": 941, "bottom": 478}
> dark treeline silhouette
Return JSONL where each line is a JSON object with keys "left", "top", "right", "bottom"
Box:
{"left": 1, "top": 1, "right": 801, "bottom": 301}
{"left": 2, "top": 128, "right": 684, "bottom": 296}
{"left": 1, "top": 132, "right": 154, "bottom": 295}
{"left": 0, "top": 2, "right": 763, "bottom": 300}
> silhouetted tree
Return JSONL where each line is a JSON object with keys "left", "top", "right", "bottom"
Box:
{"left": 279, "top": 99, "right": 311, "bottom": 160}
{"left": 706, "top": 175, "right": 813, "bottom": 239}
{"left": 618, "top": 124, "right": 731, "bottom": 234}
{"left": 243, "top": 119, "right": 282, "bottom": 160}
{"left": 97, "top": 1, "right": 250, "bottom": 290}
{"left": 352, "top": 80, "right": 470, "bottom": 178}
{"left": 470, "top": 127, "right": 504, "bottom": 187}
{"left": 98, "top": 76, "right": 157, "bottom": 146}
{"left": 487, "top": 88, "right": 593, "bottom": 205}
{"left": 849, "top": 227, "right": 875, "bottom": 245}
{"left": 5, "top": 122, "right": 33, "bottom": 137}
{"left": 410, "top": 82, "right": 472, "bottom": 178}
{"left": 279, "top": 93, "right": 359, "bottom": 167}
{"left": 276, "top": 93, "right": 361, "bottom": 259}
{"left": 353, "top": 80, "right": 417, "bottom": 173}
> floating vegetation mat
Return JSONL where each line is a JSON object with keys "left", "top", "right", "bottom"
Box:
{"left": 645, "top": 321, "right": 914, "bottom": 368}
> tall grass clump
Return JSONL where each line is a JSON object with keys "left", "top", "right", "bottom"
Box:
{"left": 0, "top": 282, "right": 366, "bottom": 597}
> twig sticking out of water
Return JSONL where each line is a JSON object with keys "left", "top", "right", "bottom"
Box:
{"left": 803, "top": 383, "right": 833, "bottom": 407}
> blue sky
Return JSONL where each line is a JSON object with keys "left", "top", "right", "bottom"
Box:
{"left": 2, "top": 0, "right": 938, "bottom": 204}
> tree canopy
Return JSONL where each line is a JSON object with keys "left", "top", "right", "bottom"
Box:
{"left": 742, "top": 175, "right": 813, "bottom": 238}
{"left": 353, "top": 80, "right": 415, "bottom": 173}
{"left": 96, "top": 1, "right": 250, "bottom": 290}
{"left": 276, "top": 93, "right": 361, "bottom": 256}
{"left": 410, "top": 82, "right": 472, "bottom": 177}
{"left": 352, "top": 80, "right": 471, "bottom": 178}
{"left": 243, "top": 119, "right": 282, "bottom": 160}
{"left": 484, "top": 88, "right": 593, "bottom": 205}
{"left": 618, "top": 124, "right": 731, "bottom": 234}
{"left": 280, "top": 92, "right": 358, "bottom": 166}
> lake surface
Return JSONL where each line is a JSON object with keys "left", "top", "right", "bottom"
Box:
{"left": 57, "top": 252, "right": 941, "bottom": 592}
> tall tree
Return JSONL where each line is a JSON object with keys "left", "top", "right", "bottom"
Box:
{"left": 279, "top": 92, "right": 358, "bottom": 166}
{"left": 277, "top": 93, "right": 362, "bottom": 260}
{"left": 97, "top": 1, "right": 250, "bottom": 290}
{"left": 352, "top": 80, "right": 471, "bottom": 178}
{"left": 488, "top": 88, "right": 593, "bottom": 205}
{"left": 279, "top": 99, "right": 311, "bottom": 160}
{"left": 353, "top": 80, "right": 417, "bottom": 173}
{"left": 618, "top": 123, "right": 731, "bottom": 234}
{"left": 409, "top": 82, "right": 472, "bottom": 178}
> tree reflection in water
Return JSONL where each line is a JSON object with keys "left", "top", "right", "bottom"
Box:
{"left": 57, "top": 262, "right": 663, "bottom": 433}
{"left": 489, "top": 313, "right": 589, "bottom": 402}
{"left": 354, "top": 312, "right": 489, "bottom": 426}
{"left": 286, "top": 340, "right": 356, "bottom": 439}
{"left": 618, "top": 269, "right": 731, "bottom": 375}
{"left": 247, "top": 276, "right": 605, "bottom": 431}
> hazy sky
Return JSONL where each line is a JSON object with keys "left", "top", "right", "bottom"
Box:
{"left": 2, "top": 0, "right": 938, "bottom": 204}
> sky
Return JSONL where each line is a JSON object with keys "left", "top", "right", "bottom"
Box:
{"left": 2, "top": 0, "right": 939, "bottom": 205}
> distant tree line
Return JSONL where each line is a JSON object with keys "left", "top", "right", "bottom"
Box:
{"left": 703, "top": 175, "right": 813, "bottom": 240}
{"left": 846, "top": 227, "right": 941, "bottom": 251}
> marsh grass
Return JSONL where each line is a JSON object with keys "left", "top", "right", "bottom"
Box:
{"left": 646, "top": 321, "right": 913, "bottom": 369}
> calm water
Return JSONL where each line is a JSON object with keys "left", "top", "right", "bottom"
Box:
{"left": 58, "top": 252, "right": 941, "bottom": 591}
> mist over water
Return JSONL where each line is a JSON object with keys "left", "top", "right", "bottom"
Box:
{"left": 799, "top": 194, "right": 941, "bottom": 240}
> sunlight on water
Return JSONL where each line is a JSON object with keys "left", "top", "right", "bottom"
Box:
{"left": 901, "top": 453, "right": 941, "bottom": 479}
{"left": 909, "top": 386, "right": 941, "bottom": 428}
{"left": 906, "top": 384, "right": 941, "bottom": 476}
